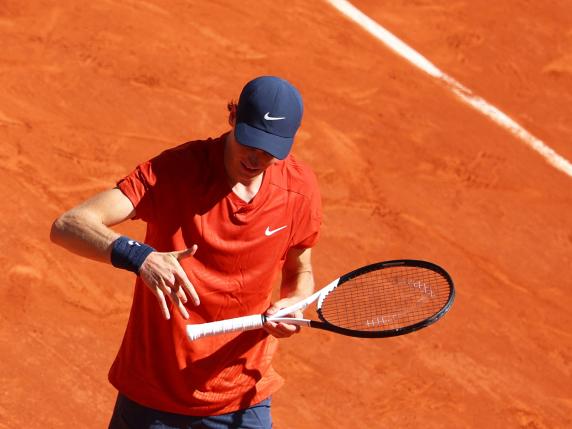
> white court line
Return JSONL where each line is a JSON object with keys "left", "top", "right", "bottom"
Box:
{"left": 327, "top": 0, "right": 572, "bottom": 178}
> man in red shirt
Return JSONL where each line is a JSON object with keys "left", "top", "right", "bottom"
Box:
{"left": 50, "top": 76, "right": 322, "bottom": 428}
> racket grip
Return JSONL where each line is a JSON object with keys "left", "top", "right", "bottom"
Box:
{"left": 186, "top": 314, "right": 265, "bottom": 341}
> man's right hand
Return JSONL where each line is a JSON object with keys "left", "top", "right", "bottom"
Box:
{"left": 139, "top": 245, "right": 200, "bottom": 320}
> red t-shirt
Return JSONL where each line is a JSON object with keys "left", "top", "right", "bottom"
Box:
{"left": 109, "top": 133, "right": 322, "bottom": 416}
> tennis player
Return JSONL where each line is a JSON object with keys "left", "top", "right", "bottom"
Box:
{"left": 50, "top": 75, "right": 322, "bottom": 428}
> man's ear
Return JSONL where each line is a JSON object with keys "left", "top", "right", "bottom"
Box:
{"left": 228, "top": 103, "right": 237, "bottom": 127}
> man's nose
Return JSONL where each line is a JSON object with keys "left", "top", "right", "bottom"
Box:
{"left": 249, "top": 149, "right": 272, "bottom": 166}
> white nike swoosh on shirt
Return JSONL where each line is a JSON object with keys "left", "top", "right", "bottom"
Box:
{"left": 265, "top": 225, "right": 288, "bottom": 236}
{"left": 264, "top": 112, "right": 286, "bottom": 121}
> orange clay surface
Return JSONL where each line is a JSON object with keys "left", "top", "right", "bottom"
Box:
{"left": 1, "top": 1, "right": 572, "bottom": 428}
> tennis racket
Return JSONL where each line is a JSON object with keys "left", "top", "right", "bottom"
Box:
{"left": 186, "top": 259, "right": 455, "bottom": 341}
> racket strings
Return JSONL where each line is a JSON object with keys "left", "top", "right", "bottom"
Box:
{"left": 319, "top": 266, "right": 451, "bottom": 332}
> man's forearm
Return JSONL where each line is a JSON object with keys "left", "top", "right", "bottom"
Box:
{"left": 280, "top": 268, "right": 314, "bottom": 300}
{"left": 51, "top": 188, "right": 136, "bottom": 263}
{"left": 50, "top": 209, "right": 120, "bottom": 263}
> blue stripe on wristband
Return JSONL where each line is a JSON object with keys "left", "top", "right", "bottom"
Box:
{"left": 111, "top": 236, "right": 155, "bottom": 274}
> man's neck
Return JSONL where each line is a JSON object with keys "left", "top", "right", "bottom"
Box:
{"left": 230, "top": 174, "right": 264, "bottom": 203}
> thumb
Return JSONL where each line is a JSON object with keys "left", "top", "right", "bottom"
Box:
{"left": 171, "top": 244, "right": 198, "bottom": 261}
{"left": 265, "top": 304, "right": 278, "bottom": 316}
{"left": 266, "top": 300, "right": 285, "bottom": 316}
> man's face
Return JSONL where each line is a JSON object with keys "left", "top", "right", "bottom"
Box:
{"left": 225, "top": 130, "right": 278, "bottom": 183}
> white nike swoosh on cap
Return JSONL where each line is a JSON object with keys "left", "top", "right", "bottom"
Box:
{"left": 265, "top": 225, "right": 287, "bottom": 236}
{"left": 264, "top": 112, "right": 286, "bottom": 121}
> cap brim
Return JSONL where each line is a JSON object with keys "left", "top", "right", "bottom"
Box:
{"left": 235, "top": 123, "right": 293, "bottom": 160}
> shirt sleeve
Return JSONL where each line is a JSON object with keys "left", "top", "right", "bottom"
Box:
{"left": 116, "top": 141, "right": 196, "bottom": 224}
{"left": 116, "top": 158, "right": 158, "bottom": 223}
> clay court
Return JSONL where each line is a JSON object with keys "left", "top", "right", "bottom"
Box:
{"left": 1, "top": 1, "right": 571, "bottom": 427}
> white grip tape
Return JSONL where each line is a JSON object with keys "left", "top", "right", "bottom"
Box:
{"left": 186, "top": 314, "right": 265, "bottom": 341}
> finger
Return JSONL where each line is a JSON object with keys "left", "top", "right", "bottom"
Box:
{"left": 262, "top": 320, "right": 280, "bottom": 336}
{"left": 264, "top": 323, "right": 296, "bottom": 338}
{"left": 162, "top": 273, "right": 177, "bottom": 291}
{"left": 154, "top": 287, "right": 171, "bottom": 320}
{"left": 263, "top": 318, "right": 293, "bottom": 338}
{"left": 265, "top": 297, "right": 299, "bottom": 317}
{"left": 158, "top": 268, "right": 187, "bottom": 304}
{"left": 275, "top": 322, "right": 301, "bottom": 337}
{"left": 265, "top": 304, "right": 279, "bottom": 316}
{"left": 160, "top": 279, "right": 189, "bottom": 319}
{"left": 176, "top": 286, "right": 188, "bottom": 304}
{"left": 170, "top": 290, "right": 189, "bottom": 319}
{"left": 171, "top": 244, "right": 198, "bottom": 261}
{"left": 174, "top": 269, "right": 200, "bottom": 306}
{"left": 290, "top": 324, "right": 302, "bottom": 334}
{"left": 278, "top": 322, "right": 300, "bottom": 334}
{"left": 162, "top": 273, "right": 186, "bottom": 304}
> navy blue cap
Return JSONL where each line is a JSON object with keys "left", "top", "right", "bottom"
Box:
{"left": 234, "top": 76, "right": 303, "bottom": 160}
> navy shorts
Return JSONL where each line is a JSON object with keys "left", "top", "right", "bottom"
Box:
{"left": 108, "top": 393, "right": 272, "bottom": 429}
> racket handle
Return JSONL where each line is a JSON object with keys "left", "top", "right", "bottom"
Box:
{"left": 186, "top": 314, "right": 265, "bottom": 341}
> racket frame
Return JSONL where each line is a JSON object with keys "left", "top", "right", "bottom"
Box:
{"left": 312, "top": 259, "right": 455, "bottom": 338}
{"left": 186, "top": 259, "right": 455, "bottom": 341}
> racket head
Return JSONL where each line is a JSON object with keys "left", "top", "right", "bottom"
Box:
{"left": 315, "top": 259, "right": 455, "bottom": 338}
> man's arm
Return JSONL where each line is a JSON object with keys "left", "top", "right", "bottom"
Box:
{"left": 264, "top": 247, "right": 315, "bottom": 338}
{"left": 50, "top": 188, "right": 136, "bottom": 262}
{"left": 50, "top": 188, "right": 200, "bottom": 320}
